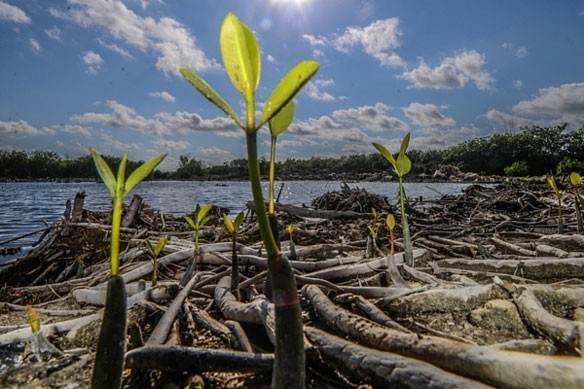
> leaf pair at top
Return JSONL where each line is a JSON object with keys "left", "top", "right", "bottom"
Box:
{"left": 89, "top": 147, "right": 167, "bottom": 200}
{"left": 373, "top": 133, "right": 412, "bottom": 178}
{"left": 146, "top": 236, "right": 168, "bottom": 258}
{"left": 223, "top": 211, "right": 244, "bottom": 234}
{"left": 180, "top": 13, "right": 319, "bottom": 132}
{"left": 185, "top": 203, "right": 213, "bottom": 231}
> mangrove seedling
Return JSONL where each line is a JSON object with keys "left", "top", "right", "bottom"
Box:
{"left": 180, "top": 13, "right": 319, "bottom": 388}
{"left": 89, "top": 148, "right": 166, "bottom": 389}
{"left": 145, "top": 236, "right": 168, "bottom": 287}
{"left": 366, "top": 207, "right": 380, "bottom": 258}
{"left": 569, "top": 172, "right": 584, "bottom": 233}
{"left": 182, "top": 203, "right": 212, "bottom": 286}
{"left": 373, "top": 133, "right": 414, "bottom": 266}
{"left": 223, "top": 211, "right": 244, "bottom": 300}
{"left": 386, "top": 213, "right": 395, "bottom": 256}
{"left": 287, "top": 223, "right": 298, "bottom": 261}
{"left": 547, "top": 175, "right": 564, "bottom": 234}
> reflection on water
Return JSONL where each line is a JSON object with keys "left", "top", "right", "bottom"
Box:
{"left": 0, "top": 180, "right": 470, "bottom": 262}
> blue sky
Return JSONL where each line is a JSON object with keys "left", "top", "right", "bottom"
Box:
{"left": 1, "top": 0, "right": 584, "bottom": 171}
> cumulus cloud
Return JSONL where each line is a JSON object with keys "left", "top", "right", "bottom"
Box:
{"left": 62, "top": 124, "right": 92, "bottom": 137}
{"left": 45, "top": 26, "right": 61, "bottom": 40}
{"left": 29, "top": 38, "right": 41, "bottom": 53}
{"left": 400, "top": 50, "right": 494, "bottom": 90}
{"left": 413, "top": 125, "right": 484, "bottom": 149}
{"left": 158, "top": 139, "right": 190, "bottom": 150}
{"left": 148, "top": 91, "right": 176, "bottom": 103}
{"left": 512, "top": 83, "right": 584, "bottom": 124}
{"left": 0, "top": 1, "right": 30, "bottom": 23}
{"left": 196, "top": 146, "right": 235, "bottom": 165}
{"left": 71, "top": 100, "right": 241, "bottom": 137}
{"left": 50, "top": 0, "right": 219, "bottom": 75}
{"left": 0, "top": 120, "right": 56, "bottom": 137}
{"left": 303, "top": 18, "right": 406, "bottom": 68}
{"left": 305, "top": 79, "right": 336, "bottom": 102}
{"left": 98, "top": 38, "right": 133, "bottom": 58}
{"left": 83, "top": 51, "right": 103, "bottom": 74}
{"left": 483, "top": 110, "right": 535, "bottom": 132}
{"left": 502, "top": 42, "right": 528, "bottom": 58}
{"left": 402, "top": 103, "right": 456, "bottom": 127}
{"left": 332, "top": 103, "right": 408, "bottom": 132}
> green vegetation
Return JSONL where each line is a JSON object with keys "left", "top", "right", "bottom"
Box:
{"left": 89, "top": 148, "right": 166, "bottom": 389}
{"left": 223, "top": 211, "right": 245, "bottom": 299}
{"left": 179, "top": 13, "right": 319, "bottom": 388}
{"left": 182, "top": 203, "right": 212, "bottom": 286}
{"left": 3, "top": 123, "right": 584, "bottom": 181}
{"left": 373, "top": 133, "right": 414, "bottom": 267}
{"left": 547, "top": 176, "right": 564, "bottom": 234}
{"left": 569, "top": 172, "right": 584, "bottom": 233}
{"left": 145, "top": 236, "right": 168, "bottom": 287}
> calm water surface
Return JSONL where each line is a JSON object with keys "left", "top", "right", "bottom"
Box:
{"left": 0, "top": 180, "right": 470, "bottom": 262}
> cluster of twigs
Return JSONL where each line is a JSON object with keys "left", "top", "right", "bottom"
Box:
{"left": 1, "top": 181, "right": 584, "bottom": 387}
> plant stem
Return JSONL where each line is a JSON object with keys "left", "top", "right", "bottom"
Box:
{"left": 268, "top": 136, "right": 277, "bottom": 215}
{"left": 110, "top": 196, "right": 123, "bottom": 276}
{"left": 230, "top": 234, "right": 240, "bottom": 300}
{"left": 246, "top": 131, "right": 305, "bottom": 388}
{"left": 399, "top": 177, "right": 414, "bottom": 267}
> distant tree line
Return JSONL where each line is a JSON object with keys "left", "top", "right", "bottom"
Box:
{"left": 2, "top": 124, "right": 583, "bottom": 181}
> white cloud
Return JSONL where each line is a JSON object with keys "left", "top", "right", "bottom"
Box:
{"left": 62, "top": 124, "right": 92, "bottom": 137}
{"left": 502, "top": 42, "right": 528, "bottom": 58}
{"left": 50, "top": 0, "right": 219, "bottom": 76}
{"left": 0, "top": 1, "right": 30, "bottom": 23}
{"left": 305, "top": 79, "right": 336, "bottom": 102}
{"left": 403, "top": 103, "right": 456, "bottom": 127}
{"left": 0, "top": 120, "right": 55, "bottom": 137}
{"left": 196, "top": 146, "right": 235, "bottom": 165}
{"left": 158, "top": 139, "right": 190, "bottom": 150}
{"left": 413, "top": 126, "right": 483, "bottom": 149}
{"left": 400, "top": 50, "right": 494, "bottom": 90}
{"left": 148, "top": 91, "right": 176, "bottom": 103}
{"left": 266, "top": 54, "right": 276, "bottom": 63}
{"left": 71, "top": 100, "right": 241, "bottom": 137}
{"left": 512, "top": 82, "right": 584, "bottom": 124}
{"left": 483, "top": 110, "right": 535, "bottom": 132}
{"left": 98, "top": 38, "right": 134, "bottom": 59}
{"left": 83, "top": 51, "right": 103, "bottom": 75}
{"left": 332, "top": 103, "right": 408, "bottom": 132}
{"left": 29, "top": 38, "right": 41, "bottom": 53}
{"left": 45, "top": 26, "right": 61, "bottom": 40}
{"left": 303, "top": 18, "right": 406, "bottom": 68}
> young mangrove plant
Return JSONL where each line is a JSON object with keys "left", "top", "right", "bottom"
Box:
{"left": 373, "top": 133, "right": 414, "bottom": 266}
{"left": 569, "top": 172, "right": 584, "bottom": 233}
{"left": 386, "top": 213, "right": 395, "bottom": 256}
{"left": 287, "top": 223, "right": 298, "bottom": 261}
{"left": 223, "top": 211, "right": 244, "bottom": 300}
{"left": 145, "top": 236, "right": 168, "bottom": 287}
{"left": 182, "top": 203, "right": 212, "bottom": 286}
{"left": 547, "top": 175, "right": 564, "bottom": 234}
{"left": 89, "top": 147, "right": 166, "bottom": 389}
{"left": 180, "top": 12, "right": 319, "bottom": 388}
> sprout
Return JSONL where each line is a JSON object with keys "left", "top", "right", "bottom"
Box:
{"left": 145, "top": 236, "right": 168, "bottom": 287}
{"left": 223, "top": 211, "right": 245, "bottom": 299}
{"left": 182, "top": 203, "right": 213, "bottom": 286}
{"left": 547, "top": 176, "right": 564, "bottom": 234}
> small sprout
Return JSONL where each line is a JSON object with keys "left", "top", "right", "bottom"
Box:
{"left": 146, "top": 236, "right": 168, "bottom": 287}
{"left": 27, "top": 305, "right": 40, "bottom": 334}
{"left": 386, "top": 214, "right": 395, "bottom": 256}
{"left": 469, "top": 246, "right": 477, "bottom": 259}
{"left": 287, "top": 223, "right": 294, "bottom": 238}
{"left": 223, "top": 211, "right": 245, "bottom": 300}
{"left": 569, "top": 172, "right": 583, "bottom": 233}
{"left": 287, "top": 223, "right": 297, "bottom": 261}
{"left": 547, "top": 176, "right": 564, "bottom": 234}
{"left": 182, "top": 203, "right": 213, "bottom": 286}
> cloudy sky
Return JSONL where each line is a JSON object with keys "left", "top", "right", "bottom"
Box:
{"left": 1, "top": 0, "right": 583, "bottom": 170}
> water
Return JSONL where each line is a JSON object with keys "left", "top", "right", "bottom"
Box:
{"left": 0, "top": 180, "right": 470, "bottom": 262}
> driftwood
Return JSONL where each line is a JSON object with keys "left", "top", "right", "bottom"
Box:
{"left": 305, "top": 327, "right": 492, "bottom": 389}
{"left": 303, "top": 284, "right": 584, "bottom": 389}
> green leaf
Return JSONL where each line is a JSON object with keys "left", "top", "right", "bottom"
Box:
{"left": 399, "top": 133, "right": 411, "bottom": 155}
{"left": 570, "top": 172, "right": 582, "bottom": 187}
{"left": 386, "top": 214, "right": 395, "bottom": 230}
{"left": 233, "top": 211, "right": 244, "bottom": 230}
{"left": 223, "top": 213, "right": 235, "bottom": 233}
{"left": 547, "top": 176, "right": 560, "bottom": 197}
{"left": 260, "top": 60, "right": 320, "bottom": 127}
{"left": 154, "top": 236, "right": 168, "bottom": 256}
{"left": 372, "top": 142, "right": 397, "bottom": 168}
{"left": 180, "top": 68, "right": 244, "bottom": 129}
{"left": 269, "top": 101, "right": 295, "bottom": 138}
{"left": 220, "top": 13, "right": 261, "bottom": 104}
{"left": 145, "top": 239, "right": 155, "bottom": 256}
{"left": 197, "top": 203, "right": 213, "bottom": 226}
{"left": 89, "top": 147, "right": 116, "bottom": 198}
{"left": 396, "top": 153, "right": 412, "bottom": 177}
{"left": 116, "top": 152, "right": 128, "bottom": 198}
{"left": 184, "top": 215, "right": 196, "bottom": 230}
{"left": 124, "top": 153, "right": 167, "bottom": 197}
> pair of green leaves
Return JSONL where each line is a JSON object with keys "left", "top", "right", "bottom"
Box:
{"left": 223, "top": 211, "right": 244, "bottom": 234}
{"left": 89, "top": 147, "right": 167, "bottom": 200}
{"left": 180, "top": 13, "right": 318, "bottom": 132}
{"left": 145, "top": 236, "right": 168, "bottom": 259}
{"left": 372, "top": 133, "right": 412, "bottom": 178}
{"left": 185, "top": 204, "right": 213, "bottom": 232}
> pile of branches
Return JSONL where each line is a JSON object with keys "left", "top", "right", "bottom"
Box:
{"left": 311, "top": 183, "right": 392, "bottom": 213}
{"left": 1, "top": 182, "right": 584, "bottom": 388}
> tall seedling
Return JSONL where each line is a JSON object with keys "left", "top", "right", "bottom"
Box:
{"left": 223, "top": 211, "right": 245, "bottom": 300}
{"left": 373, "top": 133, "right": 414, "bottom": 266}
{"left": 182, "top": 203, "right": 212, "bottom": 286}
{"left": 180, "top": 13, "right": 319, "bottom": 388}
{"left": 89, "top": 148, "right": 166, "bottom": 389}
{"left": 569, "top": 172, "right": 584, "bottom": 233}
{"left": 145, "top": 236, "right": 168, "bottom": 287}
{"left": 547, "top": 176, "right": 564, "bottom": 234}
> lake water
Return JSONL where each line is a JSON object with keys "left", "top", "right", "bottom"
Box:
{"left": 0, "top": 180, "right": 471, "bottom": 262}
